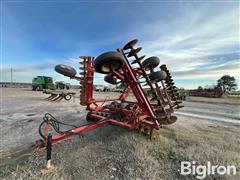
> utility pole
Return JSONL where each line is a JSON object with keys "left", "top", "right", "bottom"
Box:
{"left": 11, "top": 67, "right": 13, "bottom": 87}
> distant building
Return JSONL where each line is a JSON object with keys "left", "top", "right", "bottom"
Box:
{"left": 0, "top": 82, "right": 32, "bottom": 88}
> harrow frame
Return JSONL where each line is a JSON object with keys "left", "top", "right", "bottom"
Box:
{"left": 35, "top": 39, "right": 183, "bottom": 148}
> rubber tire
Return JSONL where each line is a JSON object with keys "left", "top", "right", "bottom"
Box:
{"left": 32, "top": 85, "right": 36, "bottom": 91}
{"left": 149, "top": 70, "right": 167, "bottom": 82}
{"left": 86, "top": 112, "right": 92, "bottom": 121}
{"left": 55, "top": 64, "right": 77, "bottom": 77}
{"left": 86, "top": 112, "right": 99, "bottom": 121}
{"left": 104, "top": 75, "right": 117, "bottom": 85}
{"left": 64, "top": 94, "right": 72, "bottom": 101}
{"left": 142, "top": 56, "right": 160, "bottom": 70}
{"left": 36, "top": 85, "right": 43, "bottom": 91}
{"left": 94, "top": 51, "right": 125, "bottom": 74}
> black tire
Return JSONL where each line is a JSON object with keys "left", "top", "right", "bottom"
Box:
{"left": 142, "top": 56, "right": 160, "bottom": 70}
{"left": 64, "top": 94, "right": 72, "bottom": 101}
{"left": 86, "top": 112, "right": 92, "bottom": 121}
{"left": 86, "top": 112, "right": 98, "bottom": 121}
{"left": 149, "top": 70, "right": 167, "bottom": 82}
{"left": 36, "top": 85, "right": 43, "bottom": 91}
{"left": 104, "top": 75, "right": 117, "bottom": 84}
{"left": 32, "top": 85, "right": 36, "bottom": 91}
{"left": 94, "top": 51, "right": 125, "bottom": 74}
{"left": 55, "top": 64, "right": 77, "bottom": 77}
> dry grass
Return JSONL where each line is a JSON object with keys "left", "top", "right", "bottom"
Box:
{"left": 187, "top": 96, "right": 240, "bottom": 105}
{"left": 1, "top": 116, "right": 239, "bottom": 180}
{"left": 1, "top": 88, "right": 239, "bottom": 179}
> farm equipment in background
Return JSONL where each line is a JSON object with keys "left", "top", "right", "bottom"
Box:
{"left": 35, "top": 39, "right": 184, "bottom": 148}
{"left": 55, "top": 81, "right": 70, "bottom": 90}
{"left": 32, "top": 76, "right": 70, "bottom": 91}
{"left": 227, "top": 91, "right": 240, "bottom": 98}
{"left": 189, "top": 89, "right": 223, "bottom": 98}
{"left": 113, "top": 82, "right": 125, "bottom": 92}
{"left": 94, "top": 85, "right": 111, "bottom": 92}
{"left": 43, "top": 89, "right": 76, "bottom": 102}
{"left": 32, "top": 76, "right": 55, "bottom": 91}
{"left": 178, "top": 89, "right": 189, "bottom": 101}
{"left": 42, "top": 80, "right": 74, "bottom": 102}
{"left": 94, "top": 85, "right": 105, "bottom": 91}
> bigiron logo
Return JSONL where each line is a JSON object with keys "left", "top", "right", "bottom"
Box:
{"left": 180, "top": 161, "right": 237, "bottom": 179}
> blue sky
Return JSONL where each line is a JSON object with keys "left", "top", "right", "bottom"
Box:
{"left": 1, "top": 1, "right": 239, "bottom": 89}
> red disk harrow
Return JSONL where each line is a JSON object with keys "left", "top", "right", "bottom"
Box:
{"left": 35, "top": 39, "right": 184, "bottom": 148}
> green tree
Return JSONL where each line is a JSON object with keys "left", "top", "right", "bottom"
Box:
{"left": 217, "top": 75, "right": 237, "bottom": 92}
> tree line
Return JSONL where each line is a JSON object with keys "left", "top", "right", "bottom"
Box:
{"left": 198, "top": 75, "right": 237, "bottom": 92}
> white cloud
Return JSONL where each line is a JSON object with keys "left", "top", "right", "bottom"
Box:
{"left": 136, "top": 5, "right": 239, "bottom": 83}
{"left": 173, "top": 60, "right": 240, "bottom": 80}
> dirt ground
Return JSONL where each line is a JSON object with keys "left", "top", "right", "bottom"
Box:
{"left": 187, "top": 96, "right": 240, "bottom": 105}
{"left": 0, "top": 88, "right": 240, "bottom": 180}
